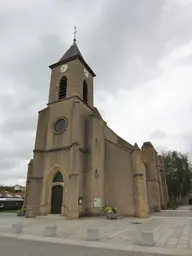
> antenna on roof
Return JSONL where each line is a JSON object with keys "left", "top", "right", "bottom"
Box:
{"left": 73, "top": 26, "right": 77, "bottom": 44}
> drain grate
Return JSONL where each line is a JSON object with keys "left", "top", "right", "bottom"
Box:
{"left": 131, "top": 222, "right": 142, "bottom": 224}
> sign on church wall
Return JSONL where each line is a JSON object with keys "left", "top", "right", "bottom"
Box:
{"left": 78, "top": 197, "right": 83, "bottom": 205}
{"left": 94, "top": 197, "right": 101, "bottom": 208}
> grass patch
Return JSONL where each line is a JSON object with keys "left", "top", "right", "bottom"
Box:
{"left": 0, "top": 210, "right": 17, "bottom": 213}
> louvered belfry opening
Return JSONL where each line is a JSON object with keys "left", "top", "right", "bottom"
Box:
{"left": 59, "top": 76, "right": 67, "bottom": 100}
{"left": 83, "top": 79, "right": 88, "bottom": 104}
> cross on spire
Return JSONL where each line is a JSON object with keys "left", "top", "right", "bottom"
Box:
{"left": 73, "top": 26, "right": 77, "bottom": 44}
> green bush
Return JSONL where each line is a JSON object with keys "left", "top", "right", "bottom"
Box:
{"left": 104, "top": 206, "right": 118, "bottom": 213}
{"left": 167, "top": 201, "right": 178, "bottom": 210}
{"left": 17, "top": 207, "right": 26, "bottom": 217}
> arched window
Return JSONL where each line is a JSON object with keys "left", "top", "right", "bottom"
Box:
{"left": 83, "top": 79, "right": 88, "bottom": 104}
{"left": 53, "top": 171, "right": 63, "bottom": 183}
{"left": 59, "top": 76, "right": 67, "bottom": 100}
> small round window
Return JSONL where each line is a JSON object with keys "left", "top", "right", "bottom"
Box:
{"left": 53, "top": 118, "right": 67, "bottom": 134}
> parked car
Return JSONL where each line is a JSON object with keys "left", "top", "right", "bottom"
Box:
{"left": 0, "top": 197, "right": 24, "bottom": 211}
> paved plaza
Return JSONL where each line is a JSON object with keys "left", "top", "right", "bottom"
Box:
{"left": 0, "top": 206, "right": 192, "bottom": 255}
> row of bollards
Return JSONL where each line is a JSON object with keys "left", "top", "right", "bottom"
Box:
{"left": 11, "top": 222, "right": 154, "bottom": 246}
{"left": 12, "top": 222, "right": 22, "bottom": 234}
{"left": 44, "top": 225, "right": 57, "bottom": 237}
{"left": 11, "top": 222, "right": 100, "bottom": 241}
{"left": 140, "top": 230, "right": 154, "bottom": 246}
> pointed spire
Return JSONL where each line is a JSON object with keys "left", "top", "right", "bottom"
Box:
{"left": 134, "top": 143, "right": 140, "bottom": 150}
{"left": 49, "top": 27, "right": 96, "bottom": 77}
{"left": 58, "top": 26, "right": 82, "bottom": 62}
{"left": 59, "top": 42, "right": 83, "bottom": 62}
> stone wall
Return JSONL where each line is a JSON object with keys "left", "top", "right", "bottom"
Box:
{"left": 105, "top": 140, "right": 135, "bottom": 216}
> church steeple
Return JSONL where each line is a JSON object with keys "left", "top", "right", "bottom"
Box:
{"left": 49, "top": 32, "right": 96, "bottom": 77}
{"left": 59, "top": 41, "right": 83, "bottom": 63}
{"left": 48, "top": 29, "right": 95, "bottom": 107}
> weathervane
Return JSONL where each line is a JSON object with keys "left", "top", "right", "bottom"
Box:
{"left": 73, "top": 26, "right": 77, "bottom": 43}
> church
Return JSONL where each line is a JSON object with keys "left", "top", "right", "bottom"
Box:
{"left": 24, "top": 36, "right": 169, "bottom": 219}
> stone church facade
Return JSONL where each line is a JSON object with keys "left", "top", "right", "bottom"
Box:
{"left": 25, "top": 39, "right": 169, "bottom": 219}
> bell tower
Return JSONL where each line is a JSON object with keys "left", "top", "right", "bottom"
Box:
{"left": 48, "top": 30, "right": 96, "bottom": 107}
{"left": 25, "top": 29, "right": 98, "bottom": 219}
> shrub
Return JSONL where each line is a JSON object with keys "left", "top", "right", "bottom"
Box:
{"left": 104, "top": 206, "right": 117, "bottom": 213}
{"left": 17, "top": 207, "right": 26, "bottom": 217}
{"left": 167, "top": 201, "right": 178, "bottom": 210}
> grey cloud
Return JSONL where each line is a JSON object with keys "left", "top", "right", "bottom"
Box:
{"left": 0, "top": 166, "right": 27, "bottom": 185}
{"left": 0, "top": 35, "right": 66, "bottom": 137}
{"left": 1, "top": 0, "right": 192, "bottom": 184}
{"left": 0, "top": 92, "right": 39, "bottom": 137}
{"left": 150, "top": 130, "right": 168, "bottom": 140}
{"left": 182, "top": 132, "right": 192, "bottom": 152}
{"left": 162, "top": 1, "right": 192, "bottom": 48}
{"left": 82, "top": 0, "right": 192, "bottom": 92}
{"left": 0, "top": 157, "right": 23, "bottom": 172}
{"left": 0, "top": 35, "right": 65, "bottom": 92}
{"left": 0, "top": 158, "right": 20, "bottom": 171}
{"left": 154, "top": 144, "right": 169, "bottom": 154}
{"left": 82, "top": 0, "right": 167, "bottom": 89}
{"left": 152, "top": 131, "right": 192, "bottom": 158}
{"left": 0, "top": 133, "right": 34, "bottom": 159}
{"left": 0, "top": 6, "right": 22, "bottom": 35}
{"left": 177, "top": 53, "right": 192, "bottom": 66}
{"left": 1, "top": 116, "right": 37, "bottom": 134}
{"left": 0, "top": 102, "right": 38, "bottom": 135}
{"left": 0, "top": 156, "right": 27, "bottom": 185}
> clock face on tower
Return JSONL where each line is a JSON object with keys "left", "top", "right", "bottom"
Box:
{"left": 60, "top": 64, "right": 68, "bottom": 73}
{"left": 84, "top": 68, "right": 89, "bottom": 78}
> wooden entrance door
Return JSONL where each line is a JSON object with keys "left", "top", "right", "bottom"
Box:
{"left": 51, "top": 185, "right": 63, "bottom": 214}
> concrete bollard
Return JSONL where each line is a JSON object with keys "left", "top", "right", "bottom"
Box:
{"left": 140, "top": 230, "right": 154, "bottom": 246}
{"left": 87, "top": 228, "right": 99, "bottom": 241}
{"left": 12, "top": 222, "right": 22, "bottom": 234}
{"left": 44, "top": 225, "right": 57, "bottom": 237}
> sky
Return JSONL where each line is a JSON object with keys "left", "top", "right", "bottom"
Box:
{"left": 1, "top": 0, "right": 192, "bottom": 185}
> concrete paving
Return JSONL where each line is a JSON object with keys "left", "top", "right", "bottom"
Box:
{"left": 0, "top": 237, "right": 171, "bottom": 256}
{"left": 0, "top": 206, "right": 192, "bottom": 255}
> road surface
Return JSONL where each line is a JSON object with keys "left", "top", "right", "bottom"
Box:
{"left": 0, "top": 236, "right": 172, "bottom": 256}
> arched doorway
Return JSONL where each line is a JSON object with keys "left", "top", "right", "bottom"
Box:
{"left": 51, "top": 171, "right": 64, "bottom": 214}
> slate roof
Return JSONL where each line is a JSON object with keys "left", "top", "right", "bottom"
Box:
{"left": 142, "top": 141, "right": 154, "bottom": 148}
{"left": 93, "top": 107, "right": 103, "bottom": 119}
{"left": 49, "top": 41, "right": 96, "bottom": 77}
{"left": 133, "top": 143, "right": 140, "bottom": 150}
{"left": 59, "top": 42, "right": 83, "bottom": 62}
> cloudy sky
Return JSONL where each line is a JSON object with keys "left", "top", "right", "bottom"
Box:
{"left": 1, "top": 0, "right": 192, "bottom": 185}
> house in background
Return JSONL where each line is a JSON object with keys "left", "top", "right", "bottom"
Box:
{"left": 0, "top": 185, "right": 25, "bottom": 198}
{"left": 14, "top": 185, "right": 25, "bottom": 192}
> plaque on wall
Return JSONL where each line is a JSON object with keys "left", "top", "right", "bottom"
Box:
{"left": 94, "top": 197, "right": 101, "bottom": 208}
{"left": 78, "top": 197, "right": 83, "bottom": 205}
